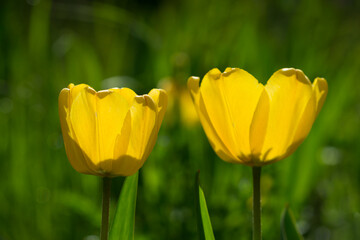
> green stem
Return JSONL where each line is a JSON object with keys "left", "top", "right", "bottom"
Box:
{"left": 252, "top": 167, "right": 262, "bottom": 240}
{"left": 101, "top": 177, "right": 111, "bottom": 240}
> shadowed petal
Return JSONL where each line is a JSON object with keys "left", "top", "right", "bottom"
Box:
{"left": 313, "top": 77, "right": 328, "bottom": 116}
{"left": 95, "top": 90, "right": 132, "bottom": 173}
{"left": 249, "top": 89, "right": 270, "bottom": 165}
{"left": 148, "top": 89, "right": 168, "bottom": 131}
{"left": 142, "top": 89, "right": 168, "bottom": 161}
{"left": 112, "top": 95, "right": 157, "bottom": 176}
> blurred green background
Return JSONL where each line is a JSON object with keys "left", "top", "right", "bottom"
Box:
{"left": 1, "top": 0, "right": 359, "bottom": 239}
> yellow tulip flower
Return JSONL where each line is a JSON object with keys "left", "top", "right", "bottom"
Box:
{"left": 58, "top": 84, "right": 167, "bottom": 177}
{"left": 188, "top": 68, "right": 327, "bottom": 166}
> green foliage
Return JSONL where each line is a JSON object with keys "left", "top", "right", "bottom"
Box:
{"left": 0, "top": 0, "right": 359, "bottom": 239}
{"left": 281, "top": 205, "right": 303, "bottom": 240}
{"left": 110, "top": 172, "right": 138, "bottom": 240}
{"left": 195, "top": 171, "right": 215, "bottom": 240}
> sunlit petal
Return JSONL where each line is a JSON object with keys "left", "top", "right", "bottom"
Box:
{"left": 188, "top": 76, "right": 237, "bottom": 162}
{"left": 283, "top": 93, "right": 316, "bottom": 160}
{"left": 220, "top": 68, "right": 264, "bottom": 160}
{"left": 69, "top": 85, "right": 99, "bottom": 169}
{"left": 68, "top": 84, "right": 99, "bottom": 174}
{"left": 59, "top": 88, "right": 93, "bottom": 174}
{"left": 200, "top": 68, "right": 264, "bottom": 162}
{"left": 261, "top": 68, "right": 314, "bottom": 162}
{"left": 110, "top": 87, "right": 137, "bottom": 105}
{"left": 281, "top": 77, "right": 327, "bottom": 161}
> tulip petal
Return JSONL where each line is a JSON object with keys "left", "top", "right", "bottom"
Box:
{"left": 110, "top": 88, "right": 137, "bottom": 105}
{"left": 249, "top": 89, "right": 270, "bottom": 164}
{"left": 112, "top": 95, "right": 157, "bottom": 176}
{"left": 128, "top": 95, "right": 157, "bottom": 160}
{"left": 69, "top": 85, "right": 99, "bottom": 171}
{"left": 188, "top": 76, "right": 237, "bottom": 162}
{"left": 95, "top": 90, "right": 133, "bottom": 174}
{"left": 284, "top": 93, "right": 316, "bottom": 159}
{"left": 261, "top": 68, "right": 314, "bottom": 162}
{"left": 111, "top": 112, "right": 132, "bottom": 176}
{"left": 59, "top": 88, "right": 94, "bottom": 174}
{"left": 67, "top": 84, "right": 99, "bottom": 174}
{"left": 313, "top": 77, "right": 328, "bottom": 116}
{"left": 282, "top": 78, "right": 327, "bottom": 159}
{"left": 199, "top": 68, "right": 264, "bottom": 162}
{"left": 142, "top": 89, "right": 168, "bottom": 162}
{"left": 224, "top": 67, "right": 235, "bottom": 73}
{"left": 148, "top": 89, "right": 168, "bottom": 131}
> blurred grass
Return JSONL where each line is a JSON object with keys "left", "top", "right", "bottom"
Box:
{"left": 0, "top": 0, "right": 359, "bottom": 239}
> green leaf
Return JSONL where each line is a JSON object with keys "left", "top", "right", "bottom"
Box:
{"left": 281, "top": 204, "right": 303, "bottom": 240}
{"left": 109, "top": 172, "right": 139, "bottom": 240}
{"left": 195, "top": 171, "right": 215, "bottom": 240}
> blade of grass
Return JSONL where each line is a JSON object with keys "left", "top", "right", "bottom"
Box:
{"left": 109, "top": 172, "right": 139, "bottom": 240}
{"left": 281, "top": 204, "right": 303, "bottom": 240}
{"left": 195, "top": 171, "right": 215, "bottom": 240}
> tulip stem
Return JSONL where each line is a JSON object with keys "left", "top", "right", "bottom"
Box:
{"left": 252, "top": 167, "right": 262, "bottom": 240}
{"left": 101, "top": 177, "right": 111, "bottom": 240}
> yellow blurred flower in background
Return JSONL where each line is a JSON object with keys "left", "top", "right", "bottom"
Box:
{"left": 179, "top": 88, "right": 199, "bottom": 127}
{"left": 158, "top": 78, "right": 198, "bottom": 127}
{"left": 58, "top": 84, "right": 167, "bottom": 177}
{"left": 188, "top": 68, "right": 327, "bottom": 166}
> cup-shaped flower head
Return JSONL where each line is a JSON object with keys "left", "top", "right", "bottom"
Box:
{"left": 188, "top": 68, "right": 327, "bottom": 166}
{"left": 59, "top": 84, "right": 167, "bottom": 177}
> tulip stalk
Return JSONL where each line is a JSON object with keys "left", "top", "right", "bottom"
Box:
{"left": 252, "top": 167, "right": 262, "bottom": 240}
{"left": 100, "top": 177, "right": 111, "bottom": 240}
